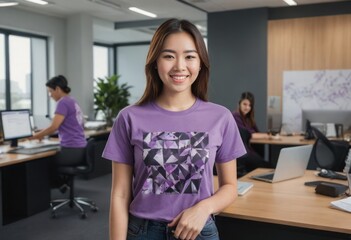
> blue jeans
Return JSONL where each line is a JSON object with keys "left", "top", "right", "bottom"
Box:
{"left": 127, "top": 214, "right": 219, "bottom": 240}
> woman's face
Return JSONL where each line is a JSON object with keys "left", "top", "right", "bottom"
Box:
{"left": 47, "top": 87, "right": 60, "bottom": 102}
{"left": 239, "top": 99, "right": 252, "bottom": 116}
{"left": 156, "top": 31, "right": 201, "bottom": 96}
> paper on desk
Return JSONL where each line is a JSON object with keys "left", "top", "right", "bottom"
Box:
{"left": 330, "top": 197, "right": 351, "bottom": 213}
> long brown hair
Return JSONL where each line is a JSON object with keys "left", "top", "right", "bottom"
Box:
{"left": 238, "top": 92, "right": 256, "bottom": 127}
{"left": 137, "top": 18, "right": 210, "bottom": 105}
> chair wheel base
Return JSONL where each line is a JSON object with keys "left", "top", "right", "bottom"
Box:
{"left": 49, "top": 197, "right": 98, "bottom": 219}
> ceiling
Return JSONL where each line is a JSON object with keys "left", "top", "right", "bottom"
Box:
{"left": 7, "top": 0, "right": 348, "bottom": 43}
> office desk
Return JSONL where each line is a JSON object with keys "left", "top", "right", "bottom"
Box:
{"left": 84, "top": 127, "right": 111, "bottom": 139}
{"left": 0, "top": 128, "right": 111, "bottom": 227}
{"left": 215, "top": 169, "right": 351, "bottom": 240}
{"left": 0, "top": 149, "right": 56, "bottom": 168}
{"left": 0, "top": 150, "right": 57, "bottom": 227}
{"left": 250, "top": 135, "right": 350, "bottom": 168}
{"left": 250, "top": 135, "right": 314, "bottom": 145}
{"left": 250, "top": 135, "right": 314, "bottom": 167}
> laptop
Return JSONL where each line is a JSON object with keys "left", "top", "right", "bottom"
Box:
{"left": 251, "top": 145, "right": 313, "bottom": 183}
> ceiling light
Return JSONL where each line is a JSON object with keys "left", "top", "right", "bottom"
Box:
{"left": 88, "top": 0, "right": 121, "bottom": 10}
{"left": 283, "top": 0, "right": 297, "bottom": 6}
{"left": 24, "top": 0, "right": 48, "bottom": 5}
{"left": 0, "top": 2, "right": 19, "bottom": 7}
{"left": 129, "top": 7, "right": 157, "bottom": 18}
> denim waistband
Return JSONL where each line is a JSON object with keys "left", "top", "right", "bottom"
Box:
{"left": 129, "top": 214, "right": 168, "bottom": 226}
{"left": 128, "top": 214, "right": 175, "bottom": 235}
{"left": 129, "top": 213, "right": 215, "bottom": 227}
{"left": 128, "top": 214, "right": 217, "bottom": 240}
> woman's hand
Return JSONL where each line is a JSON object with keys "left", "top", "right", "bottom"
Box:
{"left": 28, "top": 133, "right": 43, "bottom": 141}
{"left": 168, "top": 203, "right": 209, "bottom": 240}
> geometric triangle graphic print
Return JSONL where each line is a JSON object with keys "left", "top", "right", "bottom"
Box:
{"left": 142, "top": 132, "right": 209, "bottom": 194}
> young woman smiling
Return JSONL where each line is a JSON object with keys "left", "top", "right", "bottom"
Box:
{"left": 103, "top": 19, "right": 246, "bottom": 240}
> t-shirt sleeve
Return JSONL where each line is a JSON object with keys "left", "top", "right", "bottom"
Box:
{"left": 216, "top": 111, "right": 246, "bottom": 163}
{"left": 55, "top": 100, "right": 68, "bottom": 116}
{"left": 102, "top": 111, "right": 134, "bottom": 165}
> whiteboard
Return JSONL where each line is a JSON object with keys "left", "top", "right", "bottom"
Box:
{"left": 282, "top": 69, "right": 351, "bottom": 132}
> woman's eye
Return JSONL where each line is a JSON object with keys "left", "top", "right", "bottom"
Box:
{"left": 163, "top": 55, "right": 174, "bottom": 59}
{"left": 186, "top": 55, "right": 196, "bottom": 60}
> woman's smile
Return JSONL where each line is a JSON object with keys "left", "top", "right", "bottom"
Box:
{"left": 170, "top": 74, "right": 189, "bottom": 83}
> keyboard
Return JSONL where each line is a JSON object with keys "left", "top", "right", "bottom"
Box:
{"left": 19, "top": 139, "right": 59, "bottom": 148}
{"left": 7, "top": 145, "right": 60, "bottom": 155}
{"left": 258, "top": 173, "right": 274, "bottom": 180}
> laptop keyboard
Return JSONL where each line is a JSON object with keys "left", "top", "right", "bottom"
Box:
{"left": 259, "top": 173, "right": 274, "bottom": 180}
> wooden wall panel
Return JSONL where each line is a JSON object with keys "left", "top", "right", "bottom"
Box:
{"left": 268, "top": 14, "right": 351, "bottom": 103}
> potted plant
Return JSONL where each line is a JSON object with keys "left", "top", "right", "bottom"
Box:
{"left": 94, "top": 74, "right": 132, "bottom": 126}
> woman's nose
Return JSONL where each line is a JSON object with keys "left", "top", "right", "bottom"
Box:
{"left": 174, "top": 58, "right": 185, "bottom": 71}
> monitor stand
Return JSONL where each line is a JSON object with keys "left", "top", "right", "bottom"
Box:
{"left": 9, "top": 139, "right": 23, "bottom": 149}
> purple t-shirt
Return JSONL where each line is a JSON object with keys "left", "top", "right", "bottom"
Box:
{"left": 55, "top": 96, "right": 87, "bottom": 148}
{"left": 233, "top": 111, "right": 259, "bottom": 134}
{"left": 103, "top": 99, "right": 246, "bottom": 222}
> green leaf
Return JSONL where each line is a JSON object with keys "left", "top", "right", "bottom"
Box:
{"left": 93, "top": 74, "right": 133, "bottom": 125}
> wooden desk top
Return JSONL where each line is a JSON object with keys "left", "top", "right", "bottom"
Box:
{"left": 0, "top": 128, "right": 111, "bottom": 168}
{"left": 0, "top": 147, "right": 57, "bottom": 168}
{"left": 84, "top": 127, "right": 111, "bottom": 138}
{"left": 215, "top": 168, "right": 351, "bottom": 234}
{"left": 250, "top": 135, "right": 314, "bottom": 145}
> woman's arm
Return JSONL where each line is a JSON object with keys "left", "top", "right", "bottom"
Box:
{"left": 251, "top": 132, "right": 269, "bottom": 139}
{"left": 30, "top": 114, "right": 64, "bottom": 140}
{"left": 169, "top": 160, "right": 237, "bottom": 240}
{"left": 110, "top": 162, "right": 133, "bottom": 240}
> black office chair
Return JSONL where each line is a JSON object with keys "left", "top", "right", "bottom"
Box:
{"left": 237, "top": 127, "right": 269, "bottom": 177}
{"left": 308, "top": 126, "right": 350, "bottom": 172}
{"left": 50, "top": 138, "right": 98, "bottom": 218}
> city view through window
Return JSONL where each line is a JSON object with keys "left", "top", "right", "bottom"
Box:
{"left": 0, "top": 32, "right": 48, "bottom": 114}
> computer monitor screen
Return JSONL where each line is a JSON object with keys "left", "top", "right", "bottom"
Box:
{"left": 301, "top": 109, "right": 351, "bottom": 132}
{"left": 0, "top": 109, "right": 33, "bottom": 147}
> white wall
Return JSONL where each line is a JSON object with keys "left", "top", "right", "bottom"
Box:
{"left": 66, "top": 14, "right": 94, "bottom": 119}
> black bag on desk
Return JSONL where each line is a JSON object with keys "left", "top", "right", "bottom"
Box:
{"left": 315, "top": 182, "right": 348, "bottom": 197}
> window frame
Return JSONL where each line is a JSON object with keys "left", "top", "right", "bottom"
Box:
{"left": 0, "top": 28, "right": 49, "bottom": 114}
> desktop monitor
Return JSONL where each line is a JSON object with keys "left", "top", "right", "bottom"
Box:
{"left": 0, "top": 109, "right": 33, "bottom": 147}
{"left": 301, "top": 109, "right": 351, "bottom": 132}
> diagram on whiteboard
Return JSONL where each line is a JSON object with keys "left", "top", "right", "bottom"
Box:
{"left": 282, "top": 69, "right": 351, "bottom": 132}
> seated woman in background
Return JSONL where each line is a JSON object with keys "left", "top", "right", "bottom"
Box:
{"left": 233, "top": 92, "right": 269, "bottom": 174}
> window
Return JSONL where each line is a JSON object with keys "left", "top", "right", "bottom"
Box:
{"left": 93, "top": 44, "right": 114, "bottom": 120}
{"left": 9, "top": 35, "right": 31, "bottom": 109}
{"left": 93, "top": 44, "right": 113, "bottom": 82}
{"left": 0, "top": 30, "right": 48, "bottom": 115}
{"left": 0, "top": 34, "right": 5, "bottom": 110}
